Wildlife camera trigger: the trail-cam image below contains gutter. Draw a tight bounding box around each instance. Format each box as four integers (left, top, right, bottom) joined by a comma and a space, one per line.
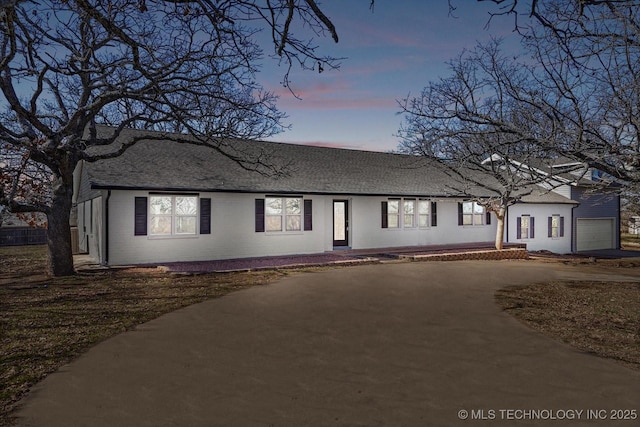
89, 183, 488, 200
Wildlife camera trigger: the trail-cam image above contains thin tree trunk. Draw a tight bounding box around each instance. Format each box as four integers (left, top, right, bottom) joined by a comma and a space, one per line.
46, 179, 75, 276
494, 207, 506, 250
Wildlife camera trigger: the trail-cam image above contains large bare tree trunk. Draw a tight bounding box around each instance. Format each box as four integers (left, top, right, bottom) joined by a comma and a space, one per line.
494, 207, 506, 250
46, 177, 75, 276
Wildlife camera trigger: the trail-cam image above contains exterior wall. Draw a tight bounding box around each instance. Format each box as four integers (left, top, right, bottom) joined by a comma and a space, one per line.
107, 191, 328, 265
570, 186, 620, 251
548, 183, 572, 200
76, 201, 87, 253
350, 197, 496, 249
74, 161, 102, 203
104, 191, 499, 266
77, 196, 104, 262
506, 203, 574, 253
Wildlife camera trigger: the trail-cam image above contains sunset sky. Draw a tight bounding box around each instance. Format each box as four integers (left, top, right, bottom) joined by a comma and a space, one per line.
260, 1, 525, 152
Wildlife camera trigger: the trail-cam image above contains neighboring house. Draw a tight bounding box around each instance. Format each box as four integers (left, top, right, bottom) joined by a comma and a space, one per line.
629, 216, 640, 235
504, 159, 620, 252
72, 128, 617, 265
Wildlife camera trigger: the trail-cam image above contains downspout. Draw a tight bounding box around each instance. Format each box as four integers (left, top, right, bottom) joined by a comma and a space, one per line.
571, 204, 577, 253
505, 205, 509, 244
104, 190, 111, 265
617, 193, 621, 249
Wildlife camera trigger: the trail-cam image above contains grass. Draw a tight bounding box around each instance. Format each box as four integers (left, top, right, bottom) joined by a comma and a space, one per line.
0, 246, 290, 426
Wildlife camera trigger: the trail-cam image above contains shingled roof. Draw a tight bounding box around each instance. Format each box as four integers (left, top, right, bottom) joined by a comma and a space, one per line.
81, 127, 576, 203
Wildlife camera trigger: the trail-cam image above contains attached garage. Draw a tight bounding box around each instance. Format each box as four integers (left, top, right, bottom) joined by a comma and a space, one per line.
576, 218, 616, 251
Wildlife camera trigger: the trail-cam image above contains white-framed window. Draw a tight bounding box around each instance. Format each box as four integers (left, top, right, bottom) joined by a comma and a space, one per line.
517, 215, 535, 239
548, 215, 564, 238
520, 215, 531, 239
418, 200, 430, 227
265, 197, 302, 232
403, 199, 416, 228
461, 201, 485, 226
387, 199, 400, 228
550, 215, 560, 238
384, 198, 433, 229
149, 195, 198, 236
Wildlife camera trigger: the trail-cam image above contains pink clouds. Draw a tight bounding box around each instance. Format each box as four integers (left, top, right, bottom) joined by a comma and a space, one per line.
258, 1, 523, 153
270, 77, 394, 111
276, 89, 393, 111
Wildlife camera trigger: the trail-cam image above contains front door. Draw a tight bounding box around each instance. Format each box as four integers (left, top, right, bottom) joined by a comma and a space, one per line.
333, 200, 349, 247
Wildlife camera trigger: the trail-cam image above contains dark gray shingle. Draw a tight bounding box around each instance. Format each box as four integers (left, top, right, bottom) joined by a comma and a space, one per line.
83, 128, 576, 203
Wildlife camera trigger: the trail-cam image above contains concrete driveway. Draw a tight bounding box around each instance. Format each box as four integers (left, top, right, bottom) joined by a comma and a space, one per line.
16, 261, 640, 426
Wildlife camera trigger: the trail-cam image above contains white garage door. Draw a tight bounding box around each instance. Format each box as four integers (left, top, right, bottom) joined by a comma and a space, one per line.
576, 218, 615, 251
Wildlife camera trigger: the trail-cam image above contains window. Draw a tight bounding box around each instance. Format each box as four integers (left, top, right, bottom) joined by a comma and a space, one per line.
149, 195, 198, 236
387, 199, 400, 228
548, 215, 564, 238
517, 215, 535, 239
459, 202, 486, 226
403, 199, 416, 228
519, 215, 531, 239
256, 198, 312, 233
418, 200, 430, 227
265, 197, 302, 232
382, 198, 435, 228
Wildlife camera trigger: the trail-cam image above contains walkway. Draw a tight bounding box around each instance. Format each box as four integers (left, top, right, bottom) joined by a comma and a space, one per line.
76, 242, 527, 273
16, 261, 640, 426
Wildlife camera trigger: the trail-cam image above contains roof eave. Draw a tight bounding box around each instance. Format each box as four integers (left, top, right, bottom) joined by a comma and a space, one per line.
90, 183, 479, 198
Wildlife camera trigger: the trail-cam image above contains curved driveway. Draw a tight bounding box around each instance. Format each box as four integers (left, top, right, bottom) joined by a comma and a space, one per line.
17, 261, 640, 426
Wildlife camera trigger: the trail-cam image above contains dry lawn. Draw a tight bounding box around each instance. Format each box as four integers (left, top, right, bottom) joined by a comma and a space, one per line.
0, 246, 289, 426
496, 255, 640, 372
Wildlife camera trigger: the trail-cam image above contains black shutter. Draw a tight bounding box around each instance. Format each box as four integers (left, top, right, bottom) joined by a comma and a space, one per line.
530, 217, 535, 239
560, 216, 565, 237
458, 203, 464, 226
134, 197, 147, 236
486, 211, 491, 225
200, 198, 211, 234
381, 201, 388, 229
516, 217, 522, 239
548, 217, 553, 238
431, 201, 437, 227
304, 199, 313, 231
255, 199, 265, 232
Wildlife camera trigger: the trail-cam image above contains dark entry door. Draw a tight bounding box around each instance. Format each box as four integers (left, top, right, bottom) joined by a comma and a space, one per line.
333, 200, 349, 247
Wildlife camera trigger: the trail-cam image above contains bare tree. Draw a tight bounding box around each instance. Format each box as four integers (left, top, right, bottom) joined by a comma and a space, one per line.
402, 1, 640, 248
520, 0, 640, 186
398, 40, 580, 250
0, 0, 340, 276
456, 0, 640, 186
